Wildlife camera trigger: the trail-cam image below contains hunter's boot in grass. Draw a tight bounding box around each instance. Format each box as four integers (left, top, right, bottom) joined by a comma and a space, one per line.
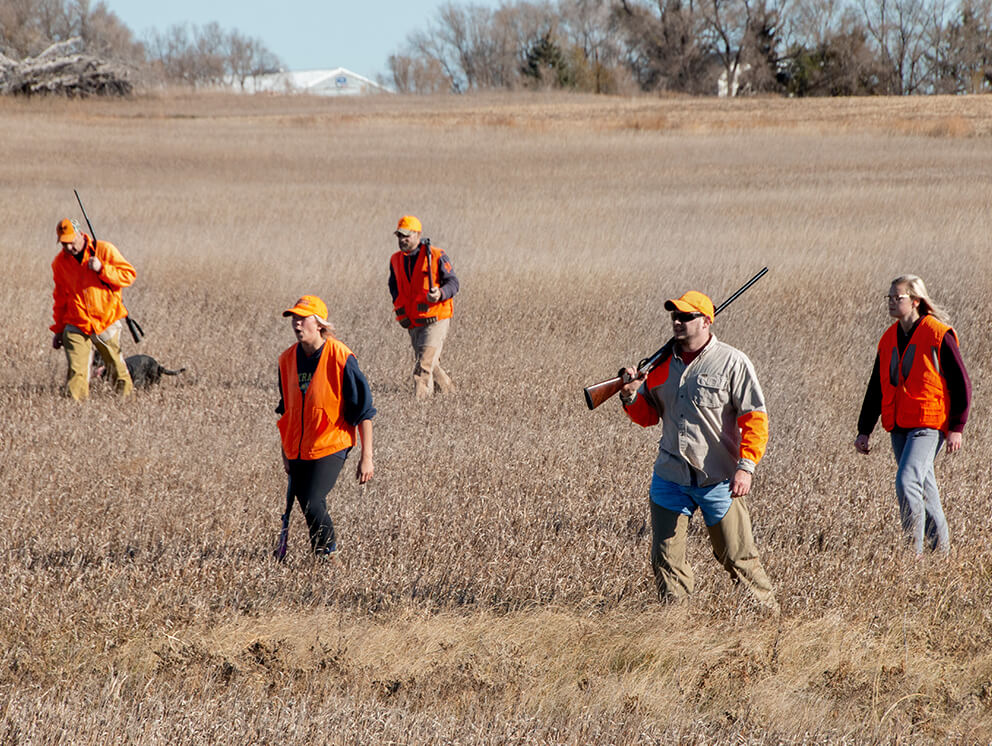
433, 363, 455, 393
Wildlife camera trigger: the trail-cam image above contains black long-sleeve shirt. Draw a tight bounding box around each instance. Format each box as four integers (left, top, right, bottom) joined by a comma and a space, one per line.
858, 318, 971, 435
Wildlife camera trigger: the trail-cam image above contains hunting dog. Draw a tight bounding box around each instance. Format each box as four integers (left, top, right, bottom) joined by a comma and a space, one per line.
94, 353, 186, 388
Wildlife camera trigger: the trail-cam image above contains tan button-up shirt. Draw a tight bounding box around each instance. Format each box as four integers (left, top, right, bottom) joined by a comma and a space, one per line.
623, 334, 768, 487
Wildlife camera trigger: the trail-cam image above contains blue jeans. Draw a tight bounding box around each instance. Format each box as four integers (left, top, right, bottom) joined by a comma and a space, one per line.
890, 428, 948, 553
650, 472, 733, 527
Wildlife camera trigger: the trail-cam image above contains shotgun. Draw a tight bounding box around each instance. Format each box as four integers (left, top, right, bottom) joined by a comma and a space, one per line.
73, 189, 144, 344
583, 267, 769, 410
423, 238, 436, 303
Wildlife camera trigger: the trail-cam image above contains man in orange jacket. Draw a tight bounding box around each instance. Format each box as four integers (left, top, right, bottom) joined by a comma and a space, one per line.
388, 215, 460, 399
51, 218, 135, 400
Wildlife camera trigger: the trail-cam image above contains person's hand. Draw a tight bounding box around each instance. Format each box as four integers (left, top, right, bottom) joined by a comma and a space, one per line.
620, 367, 645, 400
356, 453, 374, 484
854, 434, 870, 454
52, 333, 62, 350
946, 431, 963, 454
426, 287, 442, 303
730, 469, 752, 497
87, 256, 102, 273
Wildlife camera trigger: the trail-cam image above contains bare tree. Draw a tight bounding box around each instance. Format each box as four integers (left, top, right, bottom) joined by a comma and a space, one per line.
145, 20, 281, 88
146, 24, 197, 85
81, 1, 144, 63
929, 0, 992, 91
699, 0, 780, 94
0, 0, 48, 57
1, 0, 140, 61
388, 52, 451, 93
559, 0, 631, 91
614, 0, 712, 92
858, 0, 932, 91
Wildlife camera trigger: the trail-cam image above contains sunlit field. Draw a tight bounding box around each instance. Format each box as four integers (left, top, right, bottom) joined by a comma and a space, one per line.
1, 91, 991, 743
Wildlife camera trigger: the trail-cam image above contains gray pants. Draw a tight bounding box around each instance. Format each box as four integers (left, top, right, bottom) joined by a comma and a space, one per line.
890, 427, 948, 553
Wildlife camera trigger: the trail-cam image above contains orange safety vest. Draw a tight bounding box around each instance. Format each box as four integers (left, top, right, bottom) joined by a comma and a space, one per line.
878, 315, 955, 432
390, 242, 454, 328
277, 339, 357, 460
50, 235, 134, 336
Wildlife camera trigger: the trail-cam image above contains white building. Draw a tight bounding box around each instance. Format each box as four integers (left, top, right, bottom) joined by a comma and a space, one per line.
244, 68, 392, 96
717, 63, 750, 97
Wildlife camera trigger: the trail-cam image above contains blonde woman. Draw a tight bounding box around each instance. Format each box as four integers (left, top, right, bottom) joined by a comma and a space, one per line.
855, 275, 971, 554
276, 295, 374, 557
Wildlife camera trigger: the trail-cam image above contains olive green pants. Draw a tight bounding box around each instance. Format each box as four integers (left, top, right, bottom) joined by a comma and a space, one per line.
407, 318, 453, 399
62, 321, 133, 401
650, 497, 778, 611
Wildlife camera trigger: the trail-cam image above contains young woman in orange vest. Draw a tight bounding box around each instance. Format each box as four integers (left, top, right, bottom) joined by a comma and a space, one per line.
276, 295, 375, 556
855, 275, 971, 554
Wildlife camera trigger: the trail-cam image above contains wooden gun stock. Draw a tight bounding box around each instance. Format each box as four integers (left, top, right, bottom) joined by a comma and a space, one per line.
583, 376, 625, 410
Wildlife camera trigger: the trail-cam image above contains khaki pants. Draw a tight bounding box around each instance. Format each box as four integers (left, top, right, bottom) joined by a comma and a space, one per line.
407, 318, 453, 399
650, 497, 777, 611
63, 321, 133, 401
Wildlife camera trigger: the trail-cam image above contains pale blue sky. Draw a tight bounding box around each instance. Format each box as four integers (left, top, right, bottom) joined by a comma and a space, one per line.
104, 0, 497, 81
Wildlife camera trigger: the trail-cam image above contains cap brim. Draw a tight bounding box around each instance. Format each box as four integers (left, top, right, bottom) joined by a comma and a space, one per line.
395, 229, 413, 237
664, 299, 693, 313
665, 298, 713, 320
283, 307, 331, 327
58, 232, 75, 243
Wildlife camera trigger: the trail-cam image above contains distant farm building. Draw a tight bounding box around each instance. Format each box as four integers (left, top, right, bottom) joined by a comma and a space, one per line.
717, 64, 751, 97
243, 68, 391, 96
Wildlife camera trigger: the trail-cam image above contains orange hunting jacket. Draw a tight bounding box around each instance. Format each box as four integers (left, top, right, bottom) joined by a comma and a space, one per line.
390, 244, 454, 328
879, 315, 955, 432
50, 235, 135, 336
277, 339, 357, 460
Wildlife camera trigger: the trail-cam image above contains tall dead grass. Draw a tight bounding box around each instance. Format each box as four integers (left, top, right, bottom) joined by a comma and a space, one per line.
1, 91, 991, 743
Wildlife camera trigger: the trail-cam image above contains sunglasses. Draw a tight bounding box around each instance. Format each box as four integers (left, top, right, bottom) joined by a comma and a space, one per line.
671, 311, 704, 323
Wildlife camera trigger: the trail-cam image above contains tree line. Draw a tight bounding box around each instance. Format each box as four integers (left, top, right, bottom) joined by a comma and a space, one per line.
387, 0, 992, 95
0, 0, 281, 89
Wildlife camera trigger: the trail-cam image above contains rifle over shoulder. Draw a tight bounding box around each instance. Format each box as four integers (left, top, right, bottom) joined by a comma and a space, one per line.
581, 267, 768, 411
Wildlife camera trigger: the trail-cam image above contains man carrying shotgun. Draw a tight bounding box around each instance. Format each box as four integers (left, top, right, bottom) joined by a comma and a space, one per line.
50, 218, 135, 400
388, 215, 459, 399
618, 290, 777, 611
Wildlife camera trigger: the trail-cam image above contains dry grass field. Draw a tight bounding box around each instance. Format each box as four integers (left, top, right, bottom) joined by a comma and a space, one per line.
1, 90, 991, 744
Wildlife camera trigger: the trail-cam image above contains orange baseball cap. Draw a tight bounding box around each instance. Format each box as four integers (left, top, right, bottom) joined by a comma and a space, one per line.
394, 215, 422, 236
57, 218, 77, 243
665, 291, 715, 321
283, 295, 330, 325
